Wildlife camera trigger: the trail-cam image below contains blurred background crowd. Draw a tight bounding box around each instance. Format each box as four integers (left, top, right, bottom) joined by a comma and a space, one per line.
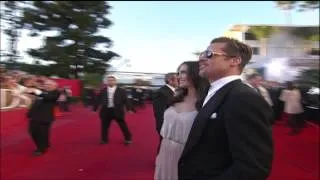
1, 61, 319, 127
0, 64, 72, 111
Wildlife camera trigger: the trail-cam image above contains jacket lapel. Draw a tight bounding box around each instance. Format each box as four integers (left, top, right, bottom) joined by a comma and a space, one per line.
113, 87, 119, 103
195, 86, 210, 110
164, 85, 174, 96
102, 88, 108, 106
181, 79, 242, 158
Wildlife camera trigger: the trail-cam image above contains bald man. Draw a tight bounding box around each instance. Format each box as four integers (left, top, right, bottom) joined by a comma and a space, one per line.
26, 79, 60, 156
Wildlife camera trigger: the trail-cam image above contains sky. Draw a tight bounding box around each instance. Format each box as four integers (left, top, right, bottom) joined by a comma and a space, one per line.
0, 1, 319, 73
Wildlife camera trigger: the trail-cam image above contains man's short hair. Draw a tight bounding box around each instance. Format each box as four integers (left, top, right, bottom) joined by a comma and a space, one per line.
107, 75, 116, 80
21, 76, 33, 83
247, 72, 261, 80
211, 37, 253, 71
165, 73, 176, 84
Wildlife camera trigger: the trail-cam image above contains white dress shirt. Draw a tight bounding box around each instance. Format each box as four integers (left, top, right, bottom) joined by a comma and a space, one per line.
34, 88, 43, 95
166, 84, 176, 94
202, 75, 241, 106
107, 86, 117, 108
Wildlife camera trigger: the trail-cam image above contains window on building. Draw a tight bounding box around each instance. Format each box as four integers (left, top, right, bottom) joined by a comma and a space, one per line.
244, 32, 258, 40
252, 47, 260, 55
308, 48, 320, 56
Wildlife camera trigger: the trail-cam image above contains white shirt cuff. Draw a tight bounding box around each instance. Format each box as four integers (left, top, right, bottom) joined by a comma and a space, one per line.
34, 89, 43, 95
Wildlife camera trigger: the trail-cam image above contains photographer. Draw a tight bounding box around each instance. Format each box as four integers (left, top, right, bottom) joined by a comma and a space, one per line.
26, 79, 60, 156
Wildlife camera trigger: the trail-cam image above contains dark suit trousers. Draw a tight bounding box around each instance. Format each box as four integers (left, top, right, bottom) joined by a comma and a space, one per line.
288, 113, 305, 132
29, 121, 52, 151
58, 101, 69, 112
100, 108, 132, 141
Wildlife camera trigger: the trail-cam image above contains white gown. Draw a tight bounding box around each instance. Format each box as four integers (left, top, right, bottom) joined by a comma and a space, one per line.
154, 106, 198, 180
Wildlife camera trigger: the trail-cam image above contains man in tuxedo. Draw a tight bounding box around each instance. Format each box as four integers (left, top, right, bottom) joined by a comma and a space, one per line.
26, 79, 60, 156
178, 37, 274, 180
152, 73, 178, 153
246, 73, 273, 106
246, 73, 275, 124
83, 86, 95, 108
93, 76, 133, 145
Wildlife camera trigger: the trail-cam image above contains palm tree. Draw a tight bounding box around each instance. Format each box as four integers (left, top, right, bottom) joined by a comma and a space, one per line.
248, 26, 276, 57
275, 1, 296, 24
297, 69, 319, 87
275, 1, 319, 12
290, 27, 319, 53
192, 51, 203, 58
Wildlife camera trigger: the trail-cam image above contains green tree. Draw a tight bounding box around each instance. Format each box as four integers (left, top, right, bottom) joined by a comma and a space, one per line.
20, 1, 119, 79
193, 51, 202, 56
192, 51, 203, 59
297, 69, 319, 87
82, 73, 104, 87
248, 26, 276, 56
275, 1, 319, 11
290, 27, 319, 53
0, 1, 26, 68
291, 27, 320, 41
0, 61, 53, 76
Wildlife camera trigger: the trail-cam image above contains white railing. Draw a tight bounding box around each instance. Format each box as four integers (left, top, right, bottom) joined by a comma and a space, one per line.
0, 89, 31, 110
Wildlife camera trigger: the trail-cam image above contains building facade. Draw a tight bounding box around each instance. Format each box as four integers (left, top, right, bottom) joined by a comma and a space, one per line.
223, 24, 319, 62
224, 24, 319, 82
104, 71, 166, 88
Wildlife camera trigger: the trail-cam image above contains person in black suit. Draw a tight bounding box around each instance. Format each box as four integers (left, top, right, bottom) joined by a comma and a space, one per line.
26, 79, 60, 156
152, 72, 178, 153
266, 82, 283, 122
178, 37, 274, 180
83, 86, 95, 108
93, 76, 134, 145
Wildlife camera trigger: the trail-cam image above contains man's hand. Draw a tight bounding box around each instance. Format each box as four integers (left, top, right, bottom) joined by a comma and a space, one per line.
128, 110, 134, 114
25, 88, 35, 94
26, 88, 43, 95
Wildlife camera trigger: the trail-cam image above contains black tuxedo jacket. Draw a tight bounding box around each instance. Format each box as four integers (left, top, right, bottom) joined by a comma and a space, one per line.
178, 80, 274, 180
27, 89, 60, 124
93, 87, 132, 119
152, 85, 175, 134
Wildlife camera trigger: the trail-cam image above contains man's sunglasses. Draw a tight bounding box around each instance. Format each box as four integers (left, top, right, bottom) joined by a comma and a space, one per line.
200, 50, 234, 59
199, 49, 235, 60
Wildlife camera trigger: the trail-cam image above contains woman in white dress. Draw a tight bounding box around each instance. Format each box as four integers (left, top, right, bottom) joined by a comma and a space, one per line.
154, 61, 209, 180
279, 81, 304, 135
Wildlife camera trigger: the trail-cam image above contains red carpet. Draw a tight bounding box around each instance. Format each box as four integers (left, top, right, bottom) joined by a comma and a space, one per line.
1, 104, 319, 180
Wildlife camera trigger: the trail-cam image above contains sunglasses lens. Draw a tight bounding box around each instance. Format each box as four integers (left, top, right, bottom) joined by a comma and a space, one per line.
206, 50, 212, 58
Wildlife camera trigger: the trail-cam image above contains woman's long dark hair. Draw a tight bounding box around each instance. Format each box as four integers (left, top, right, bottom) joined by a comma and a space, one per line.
170, 61, 209, 110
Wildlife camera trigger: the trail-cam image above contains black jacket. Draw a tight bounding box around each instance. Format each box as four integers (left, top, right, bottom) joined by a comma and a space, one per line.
27, 89, 60, 124
178, 80, 274, 180
93, 87, 132, 119
152, 85, 175, 133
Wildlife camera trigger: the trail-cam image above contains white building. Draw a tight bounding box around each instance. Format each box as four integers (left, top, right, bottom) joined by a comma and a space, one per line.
104, 71, 166, 87
224, 24, 319, 82
224, 24, 319, 61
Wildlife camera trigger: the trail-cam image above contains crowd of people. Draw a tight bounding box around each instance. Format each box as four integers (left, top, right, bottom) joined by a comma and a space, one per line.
0, 65, 71, 111
1, 36, 319, 180
151, 37, 318, 180
82, 84, 152, 112
0, 65, 74, 155
1, 66, 34, 109
151, 37, 273, 179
